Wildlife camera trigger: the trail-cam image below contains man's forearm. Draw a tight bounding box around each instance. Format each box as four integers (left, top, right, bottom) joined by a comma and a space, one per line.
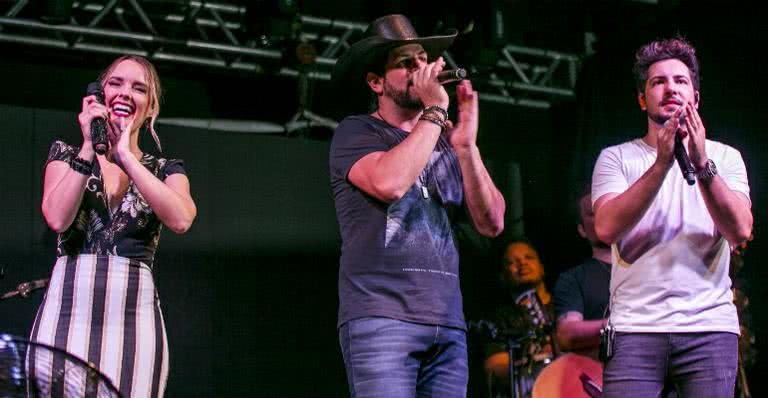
698, 176, 752, 245
349, 121, 442, 203
556, 319, 606, 352
595, 162, 668, 243
455, 145, 505, 237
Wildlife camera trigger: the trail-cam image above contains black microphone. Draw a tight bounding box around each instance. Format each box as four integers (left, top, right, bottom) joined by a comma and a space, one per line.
86, 82, 108, 155
437, 68, 467, 84
674, 132, 696, 185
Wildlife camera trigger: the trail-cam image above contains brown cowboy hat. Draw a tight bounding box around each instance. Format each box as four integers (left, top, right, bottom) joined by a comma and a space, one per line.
331, 14, 457, 96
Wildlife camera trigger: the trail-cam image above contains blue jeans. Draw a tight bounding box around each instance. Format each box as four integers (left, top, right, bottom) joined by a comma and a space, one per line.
339, 317, 468, 398
603, 332, 737, 398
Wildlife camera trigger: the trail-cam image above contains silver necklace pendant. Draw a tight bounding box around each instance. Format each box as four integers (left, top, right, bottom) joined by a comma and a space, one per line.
419, 173, 430, 200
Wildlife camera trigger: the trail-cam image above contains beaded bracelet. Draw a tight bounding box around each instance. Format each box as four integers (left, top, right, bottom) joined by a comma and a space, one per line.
69, 157, 94, 175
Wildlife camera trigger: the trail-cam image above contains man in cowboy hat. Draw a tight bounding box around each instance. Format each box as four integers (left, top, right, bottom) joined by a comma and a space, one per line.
329, 14, 506, 397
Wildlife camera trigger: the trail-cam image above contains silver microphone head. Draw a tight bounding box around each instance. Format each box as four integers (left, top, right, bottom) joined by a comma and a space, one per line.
437, 68, 468, 84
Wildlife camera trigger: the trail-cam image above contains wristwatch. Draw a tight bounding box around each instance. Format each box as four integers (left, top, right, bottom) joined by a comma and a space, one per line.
697, 159, 718, 183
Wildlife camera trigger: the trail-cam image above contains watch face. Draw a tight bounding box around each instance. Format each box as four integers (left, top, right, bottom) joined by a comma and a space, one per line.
707, 160, 717, 174
699, 160, 717, 181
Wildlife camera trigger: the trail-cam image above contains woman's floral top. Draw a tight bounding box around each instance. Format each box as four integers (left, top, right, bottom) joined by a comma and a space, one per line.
46, 140, 187, 266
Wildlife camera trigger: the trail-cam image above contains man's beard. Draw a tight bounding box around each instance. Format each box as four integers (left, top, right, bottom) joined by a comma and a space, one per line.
649, 110, 671, 126
383, 79, 423, 111
649, 101, 684, 125
593, 241, 611, 250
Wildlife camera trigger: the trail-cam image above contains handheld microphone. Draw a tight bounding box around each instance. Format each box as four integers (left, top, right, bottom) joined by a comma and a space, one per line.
674, 132, 696, 186
86, 82, 108, 155
437, 68, 467, 84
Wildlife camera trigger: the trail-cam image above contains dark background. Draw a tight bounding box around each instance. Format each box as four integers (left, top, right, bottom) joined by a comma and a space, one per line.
1, 0, 766, 396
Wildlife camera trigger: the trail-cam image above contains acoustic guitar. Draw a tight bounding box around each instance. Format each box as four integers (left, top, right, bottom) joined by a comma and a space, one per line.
531, 353, 603, 398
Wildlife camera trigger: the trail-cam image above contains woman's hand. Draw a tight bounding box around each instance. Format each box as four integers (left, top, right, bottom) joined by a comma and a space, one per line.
106, 117, 134, 169
77, 95, 108, 151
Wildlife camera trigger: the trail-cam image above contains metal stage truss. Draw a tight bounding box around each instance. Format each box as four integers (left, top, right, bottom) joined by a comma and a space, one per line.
0, 0, 584, 111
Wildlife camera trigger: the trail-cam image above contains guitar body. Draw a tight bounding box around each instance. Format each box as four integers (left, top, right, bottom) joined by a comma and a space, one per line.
532, 353, 604, 398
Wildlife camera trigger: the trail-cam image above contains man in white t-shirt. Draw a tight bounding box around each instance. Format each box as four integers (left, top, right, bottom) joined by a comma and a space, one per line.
592, 37, 752, 398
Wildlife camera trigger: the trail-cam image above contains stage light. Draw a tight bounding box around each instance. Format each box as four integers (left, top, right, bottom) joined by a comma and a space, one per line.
245, 0, 301, 47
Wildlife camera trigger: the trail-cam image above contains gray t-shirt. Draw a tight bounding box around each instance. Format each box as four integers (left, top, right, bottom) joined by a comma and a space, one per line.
330, 114, 466, 330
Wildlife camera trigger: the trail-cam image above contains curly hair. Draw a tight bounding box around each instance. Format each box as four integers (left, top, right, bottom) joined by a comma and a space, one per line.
633, 36, 700, 93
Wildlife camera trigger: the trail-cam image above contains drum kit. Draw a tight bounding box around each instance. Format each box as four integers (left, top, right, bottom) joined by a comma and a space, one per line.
473, 288, 604, 398
0, 266, 122, 397
0, 334, 122, 397
510, 289, 557, 398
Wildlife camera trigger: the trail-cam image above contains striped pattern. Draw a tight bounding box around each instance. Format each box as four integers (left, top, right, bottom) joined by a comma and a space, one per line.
28, 255, 169, 397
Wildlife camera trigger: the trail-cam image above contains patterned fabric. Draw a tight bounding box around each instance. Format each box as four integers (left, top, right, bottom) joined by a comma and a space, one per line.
28, 140, 187, 397
29, 255, 169, 398
46, 140, 186, 265
329, 115, 466, 330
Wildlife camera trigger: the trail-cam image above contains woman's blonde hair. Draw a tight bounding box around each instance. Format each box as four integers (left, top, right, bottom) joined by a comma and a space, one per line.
98, 55, 164, 152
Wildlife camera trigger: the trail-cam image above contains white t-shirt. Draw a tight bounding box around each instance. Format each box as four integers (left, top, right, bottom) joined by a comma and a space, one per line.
592, 138, 749, 334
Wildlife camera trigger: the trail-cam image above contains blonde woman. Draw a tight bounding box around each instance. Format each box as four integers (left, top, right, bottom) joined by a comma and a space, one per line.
29, 55, 196, 397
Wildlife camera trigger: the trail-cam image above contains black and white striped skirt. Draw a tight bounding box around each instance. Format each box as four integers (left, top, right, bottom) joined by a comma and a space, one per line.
28, 255, 169, 397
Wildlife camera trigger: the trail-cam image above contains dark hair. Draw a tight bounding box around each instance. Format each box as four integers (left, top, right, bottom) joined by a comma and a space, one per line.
576, 182, 592, 225
365, 50, 389, 77
565, 181, 592, 226
633, 36, 700, 93
365, 51, 390, 112
497, 237, 538, 266
497, 237, 544, 290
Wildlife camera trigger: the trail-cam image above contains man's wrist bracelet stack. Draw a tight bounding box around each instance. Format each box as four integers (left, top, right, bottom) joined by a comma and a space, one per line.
423, 105, 448, 121
419, 114, 447, 131
69, 157, 94, 175
419, 105, 448, 132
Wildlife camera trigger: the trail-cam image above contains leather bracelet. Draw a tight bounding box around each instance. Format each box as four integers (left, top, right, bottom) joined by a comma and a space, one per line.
69, 156, 94, 175
419, 114, 447, 132
422, 105, 448, 121
422, 109, 447, 125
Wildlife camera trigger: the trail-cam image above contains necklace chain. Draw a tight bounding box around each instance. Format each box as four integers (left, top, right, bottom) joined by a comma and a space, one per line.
376, 110, 391, 127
